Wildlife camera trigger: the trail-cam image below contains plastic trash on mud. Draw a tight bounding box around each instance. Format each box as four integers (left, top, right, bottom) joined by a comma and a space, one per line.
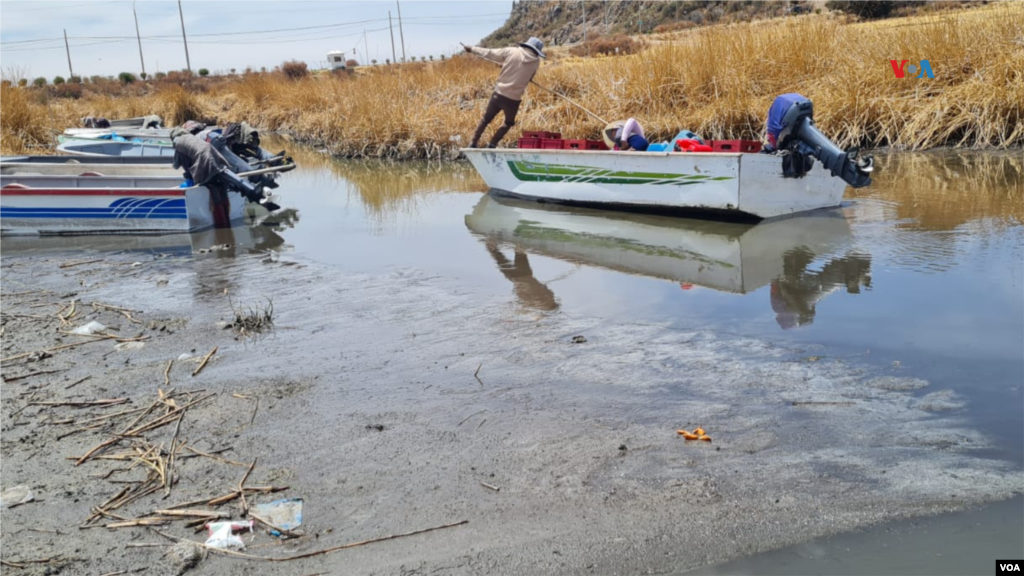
204, 520, 253, 549
251, 498, 303, 537
70, 321, 106, 335
0, 485, 34, 507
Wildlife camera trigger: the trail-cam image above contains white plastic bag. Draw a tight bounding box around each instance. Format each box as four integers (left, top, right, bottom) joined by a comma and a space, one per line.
0, 485, 34, 508
204, 520, 253, 550
71, 321, 106, 335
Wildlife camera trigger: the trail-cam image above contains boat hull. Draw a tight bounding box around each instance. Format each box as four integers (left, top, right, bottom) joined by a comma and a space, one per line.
1, 174, 246, 235
56, 140, 176, 157
461, 149, 848, 220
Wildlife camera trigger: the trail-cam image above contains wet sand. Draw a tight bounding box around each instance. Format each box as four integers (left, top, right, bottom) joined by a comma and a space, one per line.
1, 247, 1022, 576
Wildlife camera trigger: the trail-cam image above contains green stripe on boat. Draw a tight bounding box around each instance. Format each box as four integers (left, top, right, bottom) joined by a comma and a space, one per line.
507, 161, 734, 186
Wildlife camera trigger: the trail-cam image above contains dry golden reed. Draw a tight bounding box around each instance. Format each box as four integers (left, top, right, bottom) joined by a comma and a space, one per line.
2, 5, 1021, 158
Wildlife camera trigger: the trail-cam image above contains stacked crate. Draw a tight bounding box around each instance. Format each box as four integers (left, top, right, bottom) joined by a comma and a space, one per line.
518, 131, 608, 151
709, 140, 762, 153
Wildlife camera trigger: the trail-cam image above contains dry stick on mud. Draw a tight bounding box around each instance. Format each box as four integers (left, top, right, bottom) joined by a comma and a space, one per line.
164, 359, 173, 386
75, 393, 215, 465
237, 458, 257, 515
0, 338, 108, 364
192, 347, 218, 377
182, 445, 247, 467
153, 520, 470, 561
92, 302, 143, 324
231, 393, 259, 425
30, 398, 128, 408
458, 409, 486, 427
4, 368, 67, 383
65, 375, 92, 390
474, 363, 484, 386
59, 258, 104, 269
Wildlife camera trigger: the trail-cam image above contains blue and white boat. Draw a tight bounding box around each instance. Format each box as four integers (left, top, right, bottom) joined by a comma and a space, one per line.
0, 173, 249, 235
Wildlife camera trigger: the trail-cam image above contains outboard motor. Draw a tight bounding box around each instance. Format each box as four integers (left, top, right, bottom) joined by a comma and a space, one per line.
766, 93, 873, 188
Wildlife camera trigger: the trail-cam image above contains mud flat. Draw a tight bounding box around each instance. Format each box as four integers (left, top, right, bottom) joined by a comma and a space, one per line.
1, 248, 1021, 575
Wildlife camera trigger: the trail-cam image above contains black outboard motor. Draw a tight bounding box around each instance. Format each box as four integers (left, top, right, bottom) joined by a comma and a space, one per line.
766, 93, 873, 188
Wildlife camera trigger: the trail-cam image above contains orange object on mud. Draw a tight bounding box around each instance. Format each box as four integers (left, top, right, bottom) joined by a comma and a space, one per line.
677, 430, 699, 440
693, 427, 705, 436
698, 434, 712, 442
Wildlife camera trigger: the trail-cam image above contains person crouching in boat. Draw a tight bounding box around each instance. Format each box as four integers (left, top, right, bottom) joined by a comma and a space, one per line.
170, 127, 263, 205
604, 118, 649, 152
464, 37, 545, 148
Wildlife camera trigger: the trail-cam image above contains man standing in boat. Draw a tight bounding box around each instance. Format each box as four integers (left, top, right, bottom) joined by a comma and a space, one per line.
463, 37, 545, 149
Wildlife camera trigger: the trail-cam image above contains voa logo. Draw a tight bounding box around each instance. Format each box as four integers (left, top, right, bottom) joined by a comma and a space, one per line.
889, 59, 935, 79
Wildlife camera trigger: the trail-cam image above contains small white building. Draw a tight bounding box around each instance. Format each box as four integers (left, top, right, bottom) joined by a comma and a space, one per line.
326, 50, 346, 70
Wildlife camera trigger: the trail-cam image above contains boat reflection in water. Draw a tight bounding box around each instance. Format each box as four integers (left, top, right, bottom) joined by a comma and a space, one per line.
0, 209, 298, 260
465, 195, 871, 327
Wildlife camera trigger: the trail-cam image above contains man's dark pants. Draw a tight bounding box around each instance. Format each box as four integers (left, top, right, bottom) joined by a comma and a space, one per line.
472, 92, 521, 148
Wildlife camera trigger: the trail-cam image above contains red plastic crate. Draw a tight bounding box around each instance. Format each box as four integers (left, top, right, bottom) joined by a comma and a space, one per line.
711, 139, 762, 153
523, 130, 561, 140
540, 139, 564, 150
517, 137, 542, 149
563, 139, 608, 151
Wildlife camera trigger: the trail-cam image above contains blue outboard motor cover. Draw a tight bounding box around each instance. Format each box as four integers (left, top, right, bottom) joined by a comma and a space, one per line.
767, 93, 810, 144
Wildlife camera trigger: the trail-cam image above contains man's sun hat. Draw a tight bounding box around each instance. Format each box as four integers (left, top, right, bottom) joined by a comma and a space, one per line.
519, 37, 546, 58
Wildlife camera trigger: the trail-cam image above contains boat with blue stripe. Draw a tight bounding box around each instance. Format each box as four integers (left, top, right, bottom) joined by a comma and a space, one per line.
1, 173, 249, 236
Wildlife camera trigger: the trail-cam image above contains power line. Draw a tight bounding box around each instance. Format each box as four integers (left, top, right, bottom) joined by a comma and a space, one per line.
1, 13, 510, 45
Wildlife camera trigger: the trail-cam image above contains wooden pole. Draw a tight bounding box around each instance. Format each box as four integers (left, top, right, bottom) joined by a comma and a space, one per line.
133, 1, 146, 77
63, 29, 74, 80
396, 0, 406, 62
582, 0, 587, 44
388, 11, 397, 64
177, 0, 192, 73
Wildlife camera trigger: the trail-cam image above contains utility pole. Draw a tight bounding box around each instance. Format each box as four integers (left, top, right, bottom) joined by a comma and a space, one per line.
177, 0, 191, 73
396, 0, 406, 63
133, 0, 146, 77
388, 10, 397, 64
63, 29, 74, 79
582, 0, 587, 44
364, 30, 369, 65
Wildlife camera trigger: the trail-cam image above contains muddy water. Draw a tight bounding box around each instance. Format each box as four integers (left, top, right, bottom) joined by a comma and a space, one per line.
2, 149, 1021, 572
258, 148, 1024, 573
275, 149, 1024, 452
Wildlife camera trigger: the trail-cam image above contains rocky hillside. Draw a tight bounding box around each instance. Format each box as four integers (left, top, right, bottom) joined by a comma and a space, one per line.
481, 0, 818, 46
480, 0, 987, 47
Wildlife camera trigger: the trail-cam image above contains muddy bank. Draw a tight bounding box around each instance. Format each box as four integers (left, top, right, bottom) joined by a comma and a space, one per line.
1, 248, 1021, 575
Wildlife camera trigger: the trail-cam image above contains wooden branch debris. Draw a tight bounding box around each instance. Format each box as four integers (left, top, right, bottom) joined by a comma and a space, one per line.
2, 337, 118, 364
3, 368, 67, 383
152, 519, 469, 561
151, 509, 229, 519
232, 393, 259, 425
238, 458, 257, 515
92, 302, 143, 324
59, 258, 104, 269
65, 375, 91, 390
192, 347, 218, 377
30, 398, 128, 408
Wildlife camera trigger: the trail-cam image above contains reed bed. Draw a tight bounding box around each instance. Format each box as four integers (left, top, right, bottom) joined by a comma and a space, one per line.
2, 5, 1021, 158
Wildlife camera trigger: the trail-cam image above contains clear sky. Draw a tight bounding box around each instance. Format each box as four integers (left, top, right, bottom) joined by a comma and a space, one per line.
0, 0, 514, 80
